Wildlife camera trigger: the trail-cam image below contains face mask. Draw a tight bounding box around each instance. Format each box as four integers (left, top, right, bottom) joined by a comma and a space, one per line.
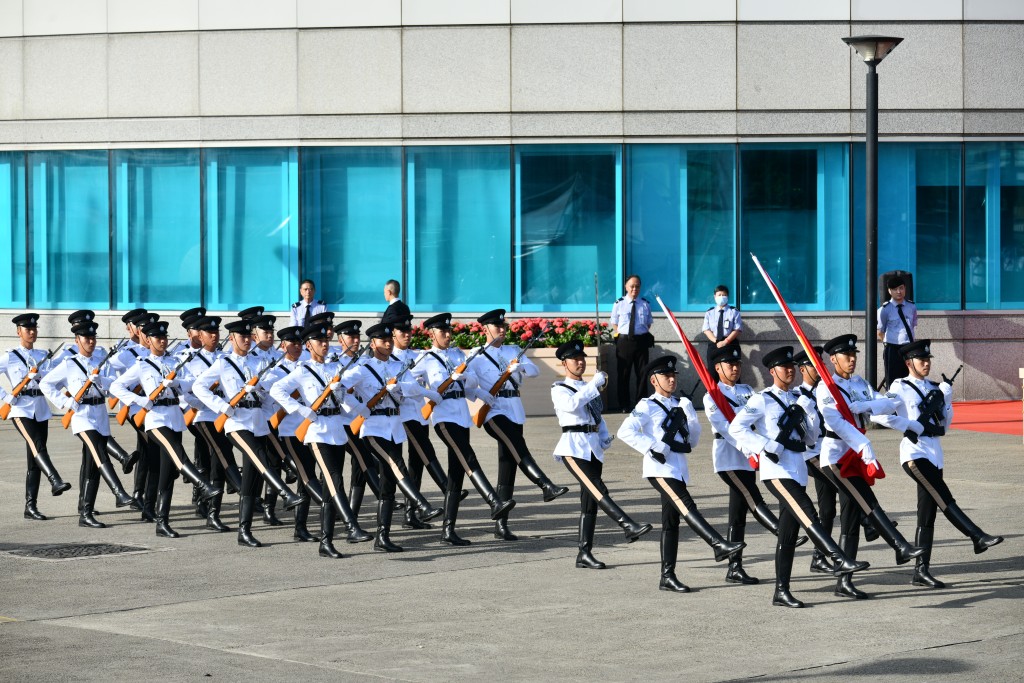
715, 295, 728, 307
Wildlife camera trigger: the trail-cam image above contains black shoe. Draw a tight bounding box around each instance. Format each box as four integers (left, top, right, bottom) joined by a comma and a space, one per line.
79, 512, 106, 529
835, 573, 869, 599
912, 565, 945, 589
494, 518, 519, 542
24, 502, 47, 521
809, 551, 833, 574
319, 540, 343, 558
237, 496, 262, 547
659, 574, 690, 592
404, 507, 433, 530
263, 498, 283, 526
576, 550, 606, 569
373, 500, 403, 552
206, 494, 231, 532
725, 562, 758, 585
943, 502, 1003, 554
911, 526, 945, 588
542, 483, 569, 502
155, 519, 179, 538
772, 588, 804, 608
441, 526, 471, 546
123, 450, 139, 475
294, 526, 317, 542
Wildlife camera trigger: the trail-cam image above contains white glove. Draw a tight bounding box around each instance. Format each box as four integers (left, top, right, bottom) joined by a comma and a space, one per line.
600, 435, 615, 450
424, 389, 443, 404
328, 381, 341, 392
907, 420, 925, 436
298, 406, 317, 422
860, 443, 878, 465
140, 399, 154, 411
450, 371, 463, 381
354, 402, 371, 418
591, 371, 608, 389
243, 384, 257, 394
161, 378, 174, 388
223, 406, 235, 418
67, 400, 81, 412
764, 440, 785, 456
1, 395, 11, 406
846, 400, 869, 414
26, 370, 38, 380
477, 392, 495, 406
386, 383, 402, 395
652, 441, 671, 455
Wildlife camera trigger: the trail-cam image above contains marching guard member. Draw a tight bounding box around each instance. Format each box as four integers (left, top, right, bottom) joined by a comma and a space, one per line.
170, 307, 205, 357
410, 313, 515, 546
342, 322, 443, 552
40, 319, 137, 526
889, 340, 1003, 587
176, 309, 213, 519
553, 341, 651, 570
1, 313, 72, 519
249, 314, 288, 523
193, 318, 303, 548
110, 320, 219, 538
704, 343, 805, 587
730, 346, 870, 607
816, 334, 924, 599
271, 322, 373, 558
474, 309, 569, 541
620, 355, 737, 591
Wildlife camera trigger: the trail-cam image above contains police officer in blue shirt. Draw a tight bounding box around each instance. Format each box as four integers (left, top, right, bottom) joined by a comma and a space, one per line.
609, 274, 654, 410
702, 284, 742, 380
877, 274, 917, 388
290, 279, 328, 327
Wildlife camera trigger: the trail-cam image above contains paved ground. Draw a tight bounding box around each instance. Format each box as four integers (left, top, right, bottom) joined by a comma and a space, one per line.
0, 414, 1021, 682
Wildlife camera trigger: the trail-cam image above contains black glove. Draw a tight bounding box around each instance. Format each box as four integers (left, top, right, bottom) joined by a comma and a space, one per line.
650, 449, 666, 464
941, 373, 955, 385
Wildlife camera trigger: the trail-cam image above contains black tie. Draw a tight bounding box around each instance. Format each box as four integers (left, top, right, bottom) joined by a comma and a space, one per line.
303, 305, 311, 327
896, 304, 913, 342
628, 300, 636, 339
717, 309, 725, 341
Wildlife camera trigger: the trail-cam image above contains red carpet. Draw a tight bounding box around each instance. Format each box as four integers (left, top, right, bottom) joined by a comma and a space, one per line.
950, 400, 1022, 437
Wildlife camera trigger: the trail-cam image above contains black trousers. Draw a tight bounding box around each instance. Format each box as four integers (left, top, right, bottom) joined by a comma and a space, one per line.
616, 336, 651, 409
902, 458, 954, 527
76, 430, 107, 502
308, 442, 345, 502
364, 436, 409, 502
227, 431, 272, 497
561, 456, 608, 517
434, 422, 482, 496
282, 436, 318, 494
764, 477, 821, 545
482, 414, 538, 491
883, 342, 910, 389
404, 420, 441, 492
193, 420, 237, 490
146, 427, 186, 493
264, 428, 289, 498
11, 416, 47, 475
824, 463, 879, 538
806, 456, 838, 531
187, 423, 211, 476
647, 475, 698, 533
346, 425, 377, 494
717, 469, 767, 528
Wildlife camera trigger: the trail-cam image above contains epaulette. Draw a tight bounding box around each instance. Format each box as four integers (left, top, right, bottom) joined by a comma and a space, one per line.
881, 301, 891, 307
706, 306, 714, 311
316, 299, 325, 305
615, 296, 624, 302
906, 299, 915, 304
292, 301, 300, 308
641, 297, 649, 303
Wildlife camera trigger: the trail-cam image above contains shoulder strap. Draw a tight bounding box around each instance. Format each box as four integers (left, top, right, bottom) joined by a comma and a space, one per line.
70, 357, 90, 377
900, 378, 927, 402
11, 349, 29, 368
763, 390, 788, 410
554, 382, 576, 393
223, 357, 248, 383
128, 347, 139, 358
649, 398, 671, 416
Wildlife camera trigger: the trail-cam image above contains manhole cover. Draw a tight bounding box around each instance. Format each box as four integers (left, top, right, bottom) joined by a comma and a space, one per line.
2, 543, 168, 562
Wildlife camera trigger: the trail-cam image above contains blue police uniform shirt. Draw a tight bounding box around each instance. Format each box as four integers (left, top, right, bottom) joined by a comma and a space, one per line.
701, 305, 742, 341
610, 296, 653, 336
290, 299, 327, 327
877, 299, 917, 344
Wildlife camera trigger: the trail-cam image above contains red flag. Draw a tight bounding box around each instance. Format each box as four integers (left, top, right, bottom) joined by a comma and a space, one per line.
749, 254, 884, 484
655, 296, 759, 470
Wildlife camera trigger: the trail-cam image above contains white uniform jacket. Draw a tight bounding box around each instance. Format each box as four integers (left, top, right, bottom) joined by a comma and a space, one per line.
177, 348, 224, 423
270, 359, 357, 446
409, 347, 485, 429
815, 374, 906, 466
889, 377, 953, 469
617, 393, 701, 483
797, 382, 824, 461
729, 386, 819, 485
109, 354, 188, 432
107, 341, 148, 374
342, 355, 432, 442
551, 377, 611, 462
192, 352, 275, 436
468, 344, 539, 425
393, 348, 429, 426
39, 353, 114, 435
0, 347, 58, 420
264, 357, 306, 438
703, 382, 756, 473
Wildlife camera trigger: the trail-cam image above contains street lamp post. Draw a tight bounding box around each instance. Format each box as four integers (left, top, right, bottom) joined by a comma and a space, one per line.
844, 35, 902, 389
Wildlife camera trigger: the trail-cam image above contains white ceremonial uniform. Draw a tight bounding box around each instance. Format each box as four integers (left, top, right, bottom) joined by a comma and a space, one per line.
797, 382, 824, 461
729, 385, 819, 485
39, 353, 114, 435
177, 347, 225, 424
109, 354, 189, 432
251, 346, 284, 363
290, 299, 327, 327
551, 377, 611, 463
341, 355, 431, 442
332, 353, 366, 427
57, 343, 109, 365
409, 347, 484, 429
617, 393, 701, 483
703, 382, 756, 472
815, 374, 906, 467
192, 353, 275, 436
889, 377, 953, 469
270, 358, 355, 446
0, 347, 57, 420
469, 345, 539, 424
393, 348, 429, 427
107, 341, 148, 374
264, 357, 306, 439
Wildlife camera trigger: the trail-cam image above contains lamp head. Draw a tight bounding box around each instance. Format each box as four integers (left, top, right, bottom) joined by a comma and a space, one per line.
843, 35, 903, 65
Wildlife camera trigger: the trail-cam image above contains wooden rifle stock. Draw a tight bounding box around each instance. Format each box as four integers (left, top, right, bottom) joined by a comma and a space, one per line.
347, 379, 394, 436
214, 376, 258, 433
269, 390, 299, 430
183, 381, 217, 427
62, 369, 100, 429
133, 370, 179, 428
115, 389, 140, 425
421, 365, 464, 420
295, 379, 341, 442
471, 364, 516, 428
0, 374, 33, 420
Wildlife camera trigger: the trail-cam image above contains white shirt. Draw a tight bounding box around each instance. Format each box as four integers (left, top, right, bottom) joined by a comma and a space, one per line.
729, 385, 819, 485
39, 353, 114, 435
109, 354, 189, 432
177, 347, 224, 423
270, 359, 356, 446
192, 352, 276, 436
889, 376, 953, 469
551, 377, 611, 462
341, 355, 430, 442
610, 296, 654, 336
264, 357, 306, 438
468, 345, 539, 425
701, 305, 743, 341
618, 393, 701, 483
290, 298, 327, 327
409, 346, 484, 429
703, 382, 756, 472
815, 374, 905, 466
797, 381, 824, 461
877, 299, 917, 344
0, 346, 57, 420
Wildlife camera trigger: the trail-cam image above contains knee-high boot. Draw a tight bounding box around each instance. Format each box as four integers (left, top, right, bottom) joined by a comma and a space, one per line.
520, 454, 570, 502
237, 496, 261, 547
79, 472, 106, 528
177, 459, 219, 502
659, 527, 688, 591
751, 502, 808, 547
348, 475, 366, 519
440, 487, 470, 546
724, 524, 757, 584
943, 502, 1004, 554
804, 523, 871, 575
319, 502, 342, 558
683, 511, 745, 562
426, 459, 467, 500
35, 451, 71, 496
834, 532, 869, 599
468, 469, 516, 521
373, 499, 402, 553
98, 461, 136, 508
329, 491, 372, 544
912, 526, 945, 588
576, 513, 605, 569
206, 493, 230, 532
597, 495, 653, 543
771, 541, 803, 608
868, 507, 924, 565
106, 438, 136, 474
259, 466, 303, 510
263, 482, 282, 526
394, 476, 442, 524
493, 484, 518, 541
292, 496, 315, 541
154, 490, 178, 538
24, 469, 46, 520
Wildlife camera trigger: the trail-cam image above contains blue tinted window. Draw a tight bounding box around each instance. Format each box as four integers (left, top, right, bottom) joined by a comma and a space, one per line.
301, 147, 402, 310
112, 149, 200, 309
28, 150, 110, 308
966, 142, 1024, 309
0, 152, 26, 308
408, 146, 511, 311
515, 145, 622, 312
740, 144, 849, 311
627, 145, 736, 311
203, 148, 298, 311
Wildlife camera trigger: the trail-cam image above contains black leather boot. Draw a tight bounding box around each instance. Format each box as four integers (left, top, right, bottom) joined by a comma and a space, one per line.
751, 502, 808, 546
943, 502, 1004, 554
440, 488, 471, 547
684, 511, 744, 562
403, 496, 433, 529
468, 469, 516, 521
576, 513, 605, 569
98, 461, 135, 508
319, 503, 342, 558
349, 476, 365, 518
861, 511, 880, 542
263, 488, 282, 526
35, 451, 71, 496
658, 528, 688, 591
328, 491, 372, 544
292, 496, 316, 541
106, 438, 135, 474
834, 534, 869, 599
912, 526, 945, 588
724, 525, 758, 584
520, 454, 569, 502
154, 491, 179, 538
809, 550, 834, 574
868, 507, 924, 565
804, 522, 870, 575
597, 495, 653, 543
24, 469, 47, 520
178, 459, 219, 502
394, 476, 442, 524
206, 493, 231, 532
373, 499, 403, 552
772, 541, 804, 608
262, 467, 303, 511
302, 476, 324, 507
493, 484, 518, 541
140, 493, 156, 523
224, 466, 242, 495
237, 496, 262, 547
426, 459, 467, 500
79, 473, 106, 528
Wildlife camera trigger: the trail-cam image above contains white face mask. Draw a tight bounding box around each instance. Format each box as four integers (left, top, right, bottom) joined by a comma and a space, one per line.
715, 295, 728, 307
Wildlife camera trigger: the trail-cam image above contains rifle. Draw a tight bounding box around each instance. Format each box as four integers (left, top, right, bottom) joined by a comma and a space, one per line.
656, 296, 760, 470
659, 407, 691, 454
133, 349, 198, 428
295, 346, 366, 441
751, 254, 883, 484
213, 354, 285, 433
348, 349, 430, 435
107, 338, 177, 412
420, 339, 499, 420
471, 326, 548, 428
61, 338, 126, 429
270, 350, 344, 431
182, 338, 231, 427
1, 343, 65, 420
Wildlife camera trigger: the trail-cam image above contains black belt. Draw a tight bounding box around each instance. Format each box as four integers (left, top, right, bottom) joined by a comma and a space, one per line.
236, 399, 262, 409
714, 433, 724, 439
153, 398, 179, 407
562, 424, 599, 433
823, 430, 839, 440
79, 397, 105, 406
371, 408, 398, 417
496, 390, 519, 398
442, 391, 465, 400
317, 408, 342, 417
19, 388, 42, 397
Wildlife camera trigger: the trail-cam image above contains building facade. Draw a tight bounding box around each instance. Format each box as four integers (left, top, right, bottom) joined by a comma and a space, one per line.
1, 0, 1022, 399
